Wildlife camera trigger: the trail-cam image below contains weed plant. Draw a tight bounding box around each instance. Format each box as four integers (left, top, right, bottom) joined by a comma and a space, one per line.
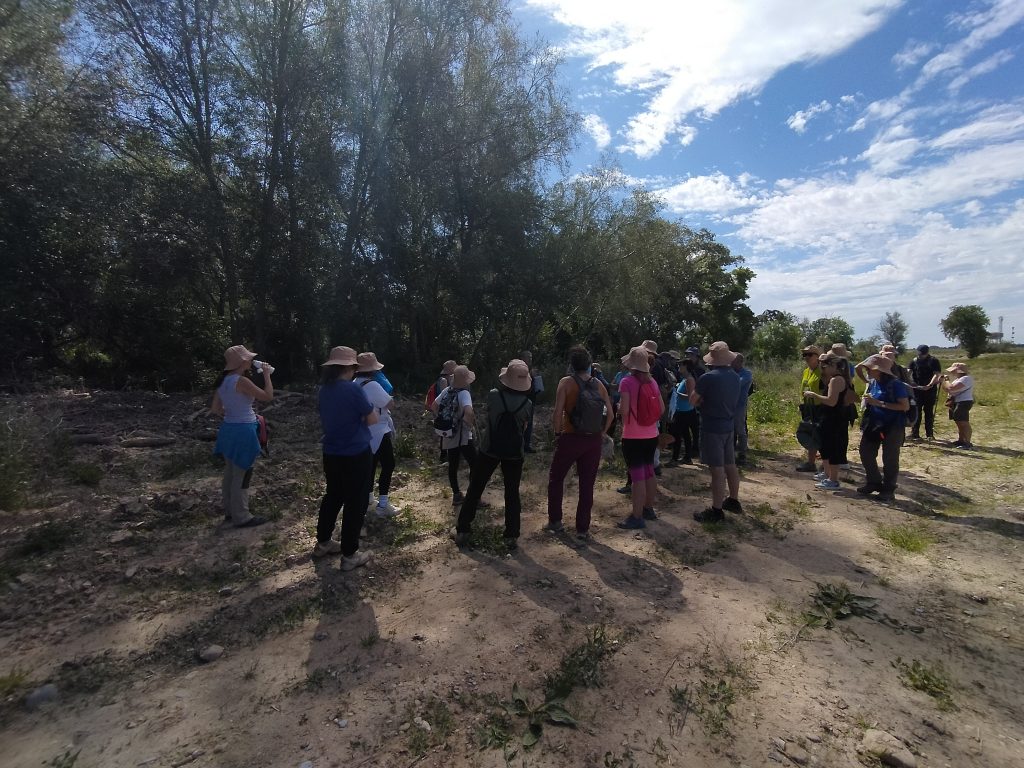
877, 523, 934, 553
895, 657, 956, 710
544, 625, 618, 698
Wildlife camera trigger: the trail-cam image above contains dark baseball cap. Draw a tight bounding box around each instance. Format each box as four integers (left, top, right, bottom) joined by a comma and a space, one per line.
916, 344, 929, 354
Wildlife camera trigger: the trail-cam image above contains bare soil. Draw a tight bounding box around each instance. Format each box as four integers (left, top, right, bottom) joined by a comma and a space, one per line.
1, 388, 1022, 768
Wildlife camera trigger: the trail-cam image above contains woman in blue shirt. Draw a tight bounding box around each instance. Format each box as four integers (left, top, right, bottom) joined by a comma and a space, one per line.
857, 355, 909, 501
315, 346, 379, 571
211, 345, 274, 528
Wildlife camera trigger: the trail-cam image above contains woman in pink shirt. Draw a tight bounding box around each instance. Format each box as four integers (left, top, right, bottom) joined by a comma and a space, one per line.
616, 346, 665, 530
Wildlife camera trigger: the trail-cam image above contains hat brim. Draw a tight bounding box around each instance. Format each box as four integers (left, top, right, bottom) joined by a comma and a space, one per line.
703, 351, 738, 366
499, 371, 531, 392
357, 362, 384, 373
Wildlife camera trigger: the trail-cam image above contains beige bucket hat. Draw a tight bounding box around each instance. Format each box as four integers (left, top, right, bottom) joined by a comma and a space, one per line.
452, 365, 476, 389
620, 346, 651, 373
224, 345, 257, 370
356, 352, 384, 373
322, 346, 358, 367
703, 341, 738, 366
498, 359, 531, 391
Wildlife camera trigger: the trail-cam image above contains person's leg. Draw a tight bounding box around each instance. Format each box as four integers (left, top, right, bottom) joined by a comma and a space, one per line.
500, 458, 524, 539
376, 433, 396, 497
574, 436, 602, 533
725, 463, 740, 499
858, 431, 883, 489
682, 411, 696, 461
669, 414, 682, 462
922, 393, 936, 438
448, 445, 462, 494
546, 435, 574, 525
643, 470, 658, 512
709, 465, 726, 508
456, 452, 498, 533
880, 428, 903, 492
629, 473, 646, 518
956, 419, 972, 444
339, 450, 373, 556
734, 407, 748, 461
317, 454, 344, 543
224, 461, 254, 525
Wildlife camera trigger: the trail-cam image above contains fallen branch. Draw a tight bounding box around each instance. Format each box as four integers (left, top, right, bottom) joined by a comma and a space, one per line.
120, 436, 176, 448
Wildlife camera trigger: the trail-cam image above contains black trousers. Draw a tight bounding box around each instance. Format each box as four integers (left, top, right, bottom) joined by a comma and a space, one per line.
318, 450, 372, 556
456, 452, 524, 539
370, 432, 396, 496
913, 389, 937, 437
447, 442, 477, 494
670, 410, 699, 460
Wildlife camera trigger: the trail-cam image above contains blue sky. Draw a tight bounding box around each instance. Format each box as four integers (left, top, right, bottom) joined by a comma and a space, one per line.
515, 0, 1024, 346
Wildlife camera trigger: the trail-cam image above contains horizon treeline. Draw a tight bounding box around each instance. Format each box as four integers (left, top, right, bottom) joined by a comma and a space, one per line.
2, 0, 763, 390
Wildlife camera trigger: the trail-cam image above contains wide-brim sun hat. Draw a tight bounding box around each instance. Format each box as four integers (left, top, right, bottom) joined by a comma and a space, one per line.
322, 345, 358, 367
862, 354, 894, 375
224, 344, 257, 370
946, 362, 969, 374
441, 359, 457, 375
881, 350, 897, 361
879, 343, 897, 354
498, 359, 531, 391
830, 343, 852, 359
801, 345, 822, 357
356, 351, 384, 373
620, 346, 651, 373
641, 339, 658, 354
703, 341, 738, 366
666, 349, 681, 360
453, 365, 476, 389
818, 351, 843, 366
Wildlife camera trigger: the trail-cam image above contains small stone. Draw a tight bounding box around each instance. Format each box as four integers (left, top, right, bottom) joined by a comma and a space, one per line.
773, 738, 787, 751
198, 645, 224, 663
300, 762, 314, 768
861, 729, 917, 768
784, 745, 809, 765
313, 632, 328, 641
218, 587, 234, 597
125, 565, 139, 578
337, 719, 348, 728
399, 722, 411, 732
110, 530, 133, 544
25, 684, 59, 711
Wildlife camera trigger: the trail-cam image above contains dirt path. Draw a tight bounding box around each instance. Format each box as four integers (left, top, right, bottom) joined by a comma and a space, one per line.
1, 389, 1022, 768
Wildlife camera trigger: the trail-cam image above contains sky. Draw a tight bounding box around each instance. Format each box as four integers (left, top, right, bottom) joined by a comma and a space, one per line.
515, 0, 1024, 346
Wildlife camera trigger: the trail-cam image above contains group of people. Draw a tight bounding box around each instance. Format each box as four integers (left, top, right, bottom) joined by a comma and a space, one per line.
797, 342, 976, 501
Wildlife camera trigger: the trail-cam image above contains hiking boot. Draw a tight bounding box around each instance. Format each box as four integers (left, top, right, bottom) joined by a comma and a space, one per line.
374, 501, 401, 517
693, 507, 724, 523
721, 497, 743, 513
616, 515, 645, 530
312, 539, 342, 558
575, 531, 592, 543
796, 462, 817, 472
235, 516, 268, 528
616, 484, 632, 495
816, 479, 841, 490
876, 488, 896, 502
856, 483, 883, 495
451, 492, 465, 506
340, 550, 372, 571
451, 529, 470, 547
642, 506, 658, 520
958, 442, 974, 450
543, 520, 565, 533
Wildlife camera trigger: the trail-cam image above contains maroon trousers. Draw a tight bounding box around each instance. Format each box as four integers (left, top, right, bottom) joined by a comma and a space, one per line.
546, 432, 602, 533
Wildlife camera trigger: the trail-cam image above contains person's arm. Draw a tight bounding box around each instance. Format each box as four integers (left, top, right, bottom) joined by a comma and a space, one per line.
599, 381, 614, 432
462, 397, 476, 428
551, 377, 570, 434
210, 390, 224, 416
865, 386, 909, 412
805, 377, 844, 407
943, 377, 968, 395
236, 366, 274, 402
689, 378, 703, 408
619, 390, 631, 424
365, 410, 380, 426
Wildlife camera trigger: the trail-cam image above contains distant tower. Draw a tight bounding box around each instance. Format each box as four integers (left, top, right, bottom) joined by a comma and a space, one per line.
999, 316, 1004, 336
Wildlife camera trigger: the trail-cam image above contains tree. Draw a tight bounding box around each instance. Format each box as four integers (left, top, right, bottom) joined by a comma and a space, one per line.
877, 311, 908, 352
751, 319, 802, 363
801, 316, 855, 349
940, 305, 990, 358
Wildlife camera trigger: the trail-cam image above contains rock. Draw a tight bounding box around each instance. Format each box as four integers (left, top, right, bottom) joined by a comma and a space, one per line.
772, 738, 787, 751
198, 645, 224, 663
25, 683, 59, 711
861, 729, 917, 768
125, 565, 139, 578
313, 632, 328, 641
806, 734, 822, 743
217, 587, 234, 597
110, 530, 133, 544
399, 722, 411, 732
784, 744, 809, 765
300, 762, 314, 768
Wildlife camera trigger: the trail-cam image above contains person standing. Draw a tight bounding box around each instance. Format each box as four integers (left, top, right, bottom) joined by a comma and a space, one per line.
314, 346, 379, 570
857, 355, 910, 502
802, 351, 852, 490
545, 346, 614, 540
432, 365, 477, 505
454, 359, 534, 549
520, 351, 543, 453
665, 358, 698, 466
796, 345, 822, 472
731, 353, 753, 466
691, 342, 742, 522
431, 360, 457, 464
211, 345, 274, 528
355, 352, 401, 517
908, 345, 941, 440
615, 346, 664, 530
941, 362, 975, 449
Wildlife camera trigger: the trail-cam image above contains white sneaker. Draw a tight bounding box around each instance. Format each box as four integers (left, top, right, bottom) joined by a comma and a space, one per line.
312, 539, 342, 557
814, 471, 827, 481
340, 550, 372, 571
375, 501, 401, 517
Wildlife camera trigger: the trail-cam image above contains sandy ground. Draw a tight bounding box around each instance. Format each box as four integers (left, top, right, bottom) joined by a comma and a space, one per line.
1, 389, 1022, 768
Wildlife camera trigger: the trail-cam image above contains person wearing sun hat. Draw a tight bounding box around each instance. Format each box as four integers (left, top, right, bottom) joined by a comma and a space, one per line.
940, 362, 975, 448
211, 345, 274, 529
857, 354, 910, 501
614, 346, 664, 530
432, 364, 478, 505
355, 352, 401, 517
690, 342, 742, 522
314, 346, 380, 571
453, 359, 534, 549
796, 344, 823, 472
802, 350, 853, 490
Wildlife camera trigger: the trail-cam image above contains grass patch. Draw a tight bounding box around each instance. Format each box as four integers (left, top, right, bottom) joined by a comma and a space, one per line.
14, 519, 77, 558
895, 658, 956, 711
405, 696, 455, 756
0, 667, 30, 697
673, 647, 756, 739
747, 502, 795, 538
44, 751, 80, 768
659, 532, 735, 566
803, 582, 880, 629
360, 630, 380, 649
393, 431, 417, 459
544, 625, 619, 699
371, 510, 445, 548
877, 523, 934, 553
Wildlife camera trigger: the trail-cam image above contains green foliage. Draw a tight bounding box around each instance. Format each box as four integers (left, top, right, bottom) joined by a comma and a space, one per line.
751, 319, 802, 363
877, 311, 909, 352
877, 523, 934, 553
503, 683, 578, 748
0, 405, 33, 510
802, 316, 855, 348
404, 697, 455, 756
803, 582, 880, 628
0, 667, 30, 697
895, 658, 956, 711
940, 305, 990, 358
544, 625, 619, 699
44, 751, 80, 768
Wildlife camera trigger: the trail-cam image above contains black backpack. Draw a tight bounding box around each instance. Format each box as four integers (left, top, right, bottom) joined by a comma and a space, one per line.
570, 375, 605, 435
432, 388, 463, 437
488, 391, 529, 458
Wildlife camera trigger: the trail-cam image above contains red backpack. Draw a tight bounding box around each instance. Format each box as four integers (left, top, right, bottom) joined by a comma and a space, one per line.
631, 378, 662, 427
424, 381, 437, 409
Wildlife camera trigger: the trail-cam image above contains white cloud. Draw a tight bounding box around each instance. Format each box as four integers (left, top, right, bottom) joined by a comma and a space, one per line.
917, 0, 1024, 86
892, 40, 935, 70
787, 100, 833, 134
858, 123, 922, 173
657, 172, 762, 215
582, 113, 612, 149
947, 48, 1015, 92
930, 101, 1024, 150
526, 0, 902, 157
